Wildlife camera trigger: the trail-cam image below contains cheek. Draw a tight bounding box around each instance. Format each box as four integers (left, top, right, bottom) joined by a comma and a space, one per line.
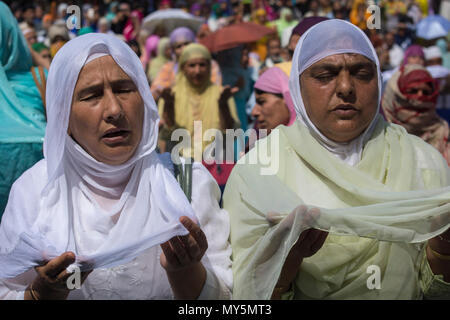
261, 102, 279, 123
358, 82, 379, 117
127, 97, 145, 135
69, 106, 98, 136
302, 83, 335, 119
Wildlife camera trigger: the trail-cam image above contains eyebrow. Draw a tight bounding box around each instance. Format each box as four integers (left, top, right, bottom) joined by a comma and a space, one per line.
76, 79, 136, 100
308, 61, 375, 74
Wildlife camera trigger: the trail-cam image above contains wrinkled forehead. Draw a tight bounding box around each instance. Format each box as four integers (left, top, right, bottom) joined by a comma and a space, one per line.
295, 20, 379, 76
302, 53, 377, 76
75, 54, 134, 87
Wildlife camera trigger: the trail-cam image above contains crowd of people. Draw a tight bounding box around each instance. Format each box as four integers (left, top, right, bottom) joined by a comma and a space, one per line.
0, 0, 449, 300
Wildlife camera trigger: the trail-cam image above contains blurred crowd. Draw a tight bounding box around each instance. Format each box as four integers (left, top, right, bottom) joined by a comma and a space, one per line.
1, 0, 450, 211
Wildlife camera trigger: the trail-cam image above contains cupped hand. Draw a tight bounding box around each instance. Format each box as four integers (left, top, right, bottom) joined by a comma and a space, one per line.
160, 216, 208, 273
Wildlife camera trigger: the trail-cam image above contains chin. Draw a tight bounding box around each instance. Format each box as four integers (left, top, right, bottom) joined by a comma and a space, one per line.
98, 148, 136, 165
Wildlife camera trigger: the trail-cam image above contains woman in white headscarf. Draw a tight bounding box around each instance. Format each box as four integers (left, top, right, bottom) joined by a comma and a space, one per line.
0, 33, 232, 300
223, 19, 450, 300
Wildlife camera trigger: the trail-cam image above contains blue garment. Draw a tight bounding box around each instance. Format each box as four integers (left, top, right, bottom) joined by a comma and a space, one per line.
217, 47, 254, 131
0, 2, 46, 219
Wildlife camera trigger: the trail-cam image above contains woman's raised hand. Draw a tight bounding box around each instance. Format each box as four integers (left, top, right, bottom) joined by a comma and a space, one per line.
160, 216, 209, 299
219, 85, 239, 105
25, 252, 91, 300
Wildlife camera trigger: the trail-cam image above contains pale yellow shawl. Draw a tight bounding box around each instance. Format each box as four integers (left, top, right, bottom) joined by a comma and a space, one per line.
158, 43, 238, 157
224, 116, 450, 299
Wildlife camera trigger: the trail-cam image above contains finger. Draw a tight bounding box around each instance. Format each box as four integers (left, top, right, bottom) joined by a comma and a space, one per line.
55, 269, 74, 284
304, 228, 323, 246
311, 231, 328, 253
230, 86, 239, 94
180, 216, 208, 253
41, 252, 76, 279
178, 234, 201, 260
296, 228, 312, 246
80, 270, 92, 285
169, 237, 191, 265
161, 241, 180, 267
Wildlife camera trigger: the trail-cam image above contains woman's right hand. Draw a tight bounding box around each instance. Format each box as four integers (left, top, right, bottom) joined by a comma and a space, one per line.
25, 252, 91, 300
270, 206, 328, 299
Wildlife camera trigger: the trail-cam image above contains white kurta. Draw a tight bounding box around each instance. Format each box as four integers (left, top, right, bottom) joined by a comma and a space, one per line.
0, 158, 232, 300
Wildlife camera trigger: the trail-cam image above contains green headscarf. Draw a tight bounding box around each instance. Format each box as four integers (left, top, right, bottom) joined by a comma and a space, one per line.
147, 37, 170, 81
31, 42, 49, 53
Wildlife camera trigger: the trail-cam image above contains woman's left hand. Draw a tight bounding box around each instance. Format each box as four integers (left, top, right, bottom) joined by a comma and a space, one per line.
160, 216, 208, 272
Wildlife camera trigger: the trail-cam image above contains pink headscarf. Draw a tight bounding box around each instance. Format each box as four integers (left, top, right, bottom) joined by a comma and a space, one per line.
145, 35, 160, 61
254, 67, 296, 125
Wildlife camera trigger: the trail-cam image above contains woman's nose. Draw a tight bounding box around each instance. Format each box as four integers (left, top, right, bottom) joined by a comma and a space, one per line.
336, 71, 355, 101
251, 104, 261, 117
103, 89, 124, 122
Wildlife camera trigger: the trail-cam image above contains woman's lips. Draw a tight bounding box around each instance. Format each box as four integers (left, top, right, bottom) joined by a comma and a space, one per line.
102, 129, 130, 144
332, 105, 358, 117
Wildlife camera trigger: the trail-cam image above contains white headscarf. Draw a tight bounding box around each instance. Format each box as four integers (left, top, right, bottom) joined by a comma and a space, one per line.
0, 33, 196, 277
289, 19, 382, 166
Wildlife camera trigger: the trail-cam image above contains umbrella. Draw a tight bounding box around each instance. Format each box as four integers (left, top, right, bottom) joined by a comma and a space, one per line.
416, 15, 450, 40
198, 22, 276, 53
143, 9, 204, 35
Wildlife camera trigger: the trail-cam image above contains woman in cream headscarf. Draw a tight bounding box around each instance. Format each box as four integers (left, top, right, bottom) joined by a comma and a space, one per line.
224, 19, 450, 300
158, 43, 239, 157
150, 27, 222, 100
0, 33, 232, 300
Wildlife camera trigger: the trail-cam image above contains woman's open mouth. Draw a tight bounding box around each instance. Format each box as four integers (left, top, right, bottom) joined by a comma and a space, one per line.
102, 128, 130, 144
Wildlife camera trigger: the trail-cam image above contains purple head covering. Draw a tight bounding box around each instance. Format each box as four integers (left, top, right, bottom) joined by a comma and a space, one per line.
169, 27, 196, 46
291, 16, 329, 37
401, 44, 425, 68
146, 35, 160, 58
254, 67, 296, 126
190, 3, 202, 14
